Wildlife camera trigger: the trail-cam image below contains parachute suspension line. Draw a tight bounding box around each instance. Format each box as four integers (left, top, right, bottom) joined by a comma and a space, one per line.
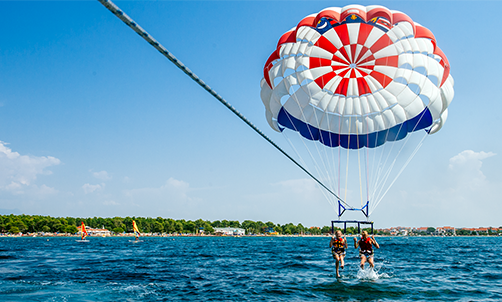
370, 119, 405, 202
370, 111, 431, 214
365, 146, 370, 211
373, 110, 427, 209
365, 118, 370, 206
370, 131, 428, 215
281, 124, 340, 210
286, 88, 339, 207
356, 117, 364, 208
371, 121, 408, 205
368, 125, 386, 201
279, 93, 348, 209
326, 114, 340, 201
299, 87, 338, 201
338, 115, 342, 199
344, 115, 351, 204
97, 0, 346, 204
370, 129, 385, 198
282, 131, 335, 207
282, 94, 336, 210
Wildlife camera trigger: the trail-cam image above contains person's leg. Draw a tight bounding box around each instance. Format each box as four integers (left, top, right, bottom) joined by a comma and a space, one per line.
360, 254, 366, 269
340, 254, 345, 269
367, 256, 375, 268
335, 254, 341, 277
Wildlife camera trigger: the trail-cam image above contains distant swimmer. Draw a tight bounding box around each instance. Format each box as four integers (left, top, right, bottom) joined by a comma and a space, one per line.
353, 231, 380, 270
329, 230, 347, 278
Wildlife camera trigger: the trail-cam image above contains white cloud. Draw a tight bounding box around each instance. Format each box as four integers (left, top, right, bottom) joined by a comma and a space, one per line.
0, 141, 60, 193
124, 177, 191, 201
274, 178, 317, 193
92, 170, 111, 181
121, 177, 200, 217
372, 149, 499, 228
82, 183, 105, 194
33, 184, 58, 196
448, 150, 495, 188
103, 200, 119, 206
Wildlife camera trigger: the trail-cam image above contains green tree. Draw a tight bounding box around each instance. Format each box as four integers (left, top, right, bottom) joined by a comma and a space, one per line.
297, 223, 306, 235
52, 220, 65, 233
174, 221, 183, 233
205, 224, 214, 234
254, 221, 265, 234
457, 229, 470, 236
184, 221, 195, 233
151, 221, 164, 233
241, 220, 256, 234
113, 227, 124, 234
321, 226, 331, 234
65, 225, 78, 234
282, 223, 297, 235
123, 217, 133, 232
164, 219, 176, 234
67, 217, 76, 227
9, 219, 27, 233
9, 226, 20, 234
275, 225, 283, 234
229, 220, 241, 228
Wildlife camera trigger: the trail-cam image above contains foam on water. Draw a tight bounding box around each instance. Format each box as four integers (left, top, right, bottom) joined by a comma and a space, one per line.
356, 266, 390, 281
356, 267, 379, 280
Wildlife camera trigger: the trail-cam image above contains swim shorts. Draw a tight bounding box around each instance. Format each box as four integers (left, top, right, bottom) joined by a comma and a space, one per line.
359, 250, 374, 258
332, 248, 346, 257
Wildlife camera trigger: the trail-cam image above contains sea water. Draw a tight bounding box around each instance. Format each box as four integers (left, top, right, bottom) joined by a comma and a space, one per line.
0, 236, 501, 301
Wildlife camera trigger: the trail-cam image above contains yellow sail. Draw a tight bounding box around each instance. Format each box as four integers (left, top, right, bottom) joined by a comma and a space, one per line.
133, 220, 140, 239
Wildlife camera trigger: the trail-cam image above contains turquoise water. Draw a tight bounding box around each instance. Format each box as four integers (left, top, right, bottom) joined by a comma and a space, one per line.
0, 236, 501, 301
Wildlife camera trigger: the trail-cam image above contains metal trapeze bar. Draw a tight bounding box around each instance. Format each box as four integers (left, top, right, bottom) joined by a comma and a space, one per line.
338, 200, 369, 219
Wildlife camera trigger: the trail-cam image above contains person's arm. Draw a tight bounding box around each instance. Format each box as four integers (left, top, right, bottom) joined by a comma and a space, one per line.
353, 237, 359, 248
343, 237, 347, 249
329, 237, 334, 248
371, 235, 380, 249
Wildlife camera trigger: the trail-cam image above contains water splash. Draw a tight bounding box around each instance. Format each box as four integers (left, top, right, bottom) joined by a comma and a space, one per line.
356, 265, 389, 281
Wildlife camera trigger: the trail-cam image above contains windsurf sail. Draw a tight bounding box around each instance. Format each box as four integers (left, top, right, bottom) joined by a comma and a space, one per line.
80, 221, 88, 240
133, 220, 140, 240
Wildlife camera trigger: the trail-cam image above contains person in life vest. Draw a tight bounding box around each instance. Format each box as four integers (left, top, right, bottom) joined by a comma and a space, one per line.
353, 231, 380, 269
329, 230, 347, 277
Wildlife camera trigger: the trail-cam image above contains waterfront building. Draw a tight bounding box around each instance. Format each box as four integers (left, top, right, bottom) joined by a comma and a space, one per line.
214, 227, 245, 236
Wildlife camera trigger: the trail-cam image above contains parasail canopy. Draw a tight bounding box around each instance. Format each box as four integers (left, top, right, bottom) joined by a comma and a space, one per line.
260, 5, 454, 216
261, 4, 454, 150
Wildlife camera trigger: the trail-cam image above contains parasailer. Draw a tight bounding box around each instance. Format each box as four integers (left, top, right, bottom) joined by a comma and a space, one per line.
354, 230, 380, 269
329, 230, 347, 277
260, 4, 454, 220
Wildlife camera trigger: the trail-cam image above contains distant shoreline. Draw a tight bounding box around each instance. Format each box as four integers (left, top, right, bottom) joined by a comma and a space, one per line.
1, 233, 500, 238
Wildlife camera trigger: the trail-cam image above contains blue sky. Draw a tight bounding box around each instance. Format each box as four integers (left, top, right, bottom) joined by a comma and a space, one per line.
0, 0, 501, 228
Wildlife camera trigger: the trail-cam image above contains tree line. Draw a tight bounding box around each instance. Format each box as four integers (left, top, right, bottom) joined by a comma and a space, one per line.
0, 214, 374, 235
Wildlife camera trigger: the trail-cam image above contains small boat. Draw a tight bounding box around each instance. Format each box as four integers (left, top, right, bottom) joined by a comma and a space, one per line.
76, 221, 89, 242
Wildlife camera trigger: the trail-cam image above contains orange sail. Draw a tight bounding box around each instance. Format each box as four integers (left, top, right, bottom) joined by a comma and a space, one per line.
81, 221, 88, 240
132, 220, 140, 239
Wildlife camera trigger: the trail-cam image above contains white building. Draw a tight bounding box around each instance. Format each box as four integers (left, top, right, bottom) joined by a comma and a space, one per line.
78, 225, 111, 237
214, 227, 245, 236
